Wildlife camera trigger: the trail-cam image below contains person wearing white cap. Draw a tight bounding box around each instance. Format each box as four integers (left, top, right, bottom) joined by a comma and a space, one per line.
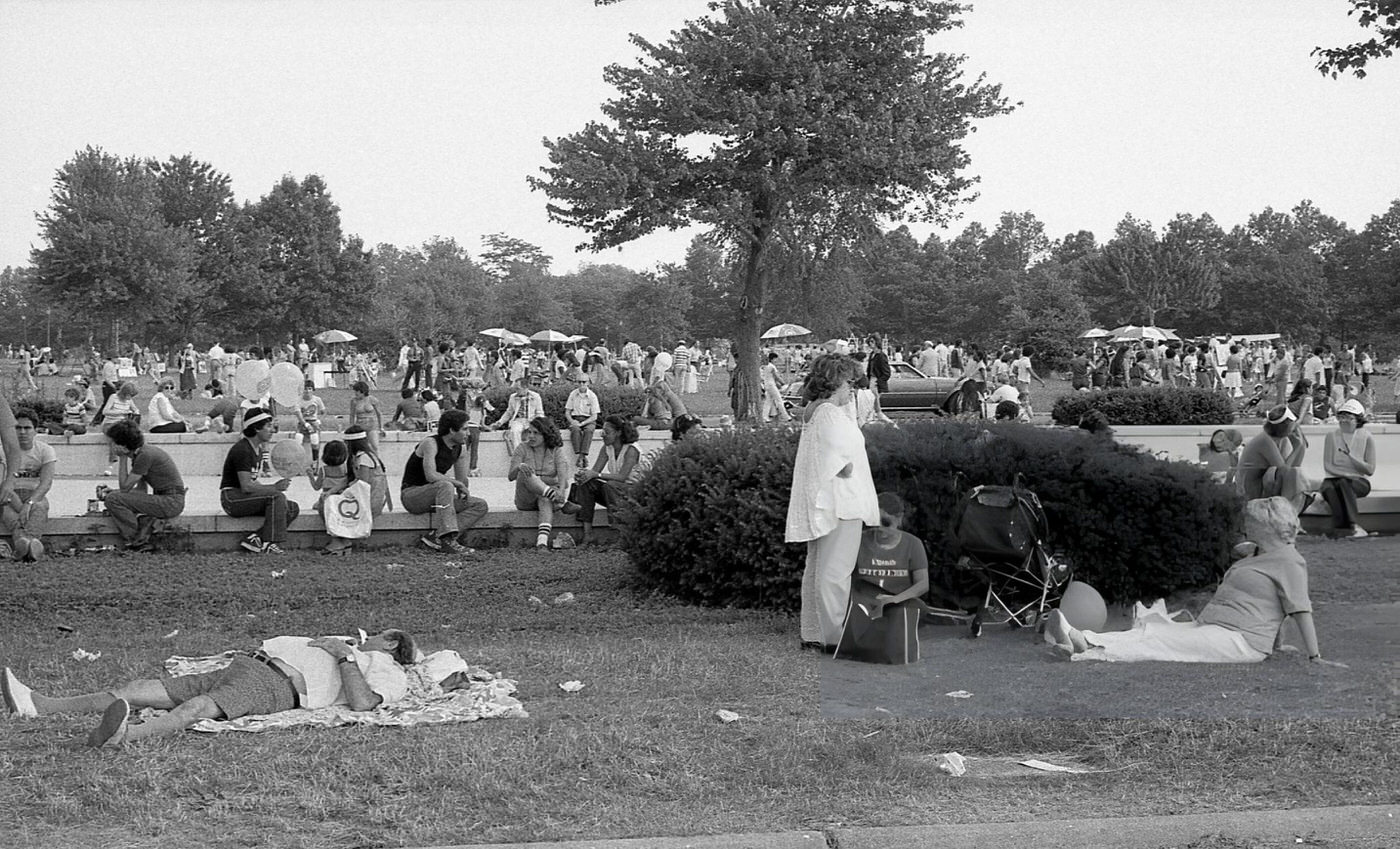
219, 408, 299, 554
1319, 399, 1375, 538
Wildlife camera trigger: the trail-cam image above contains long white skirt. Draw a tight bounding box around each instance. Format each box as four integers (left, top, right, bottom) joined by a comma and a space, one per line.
1073, 619, 1266, 663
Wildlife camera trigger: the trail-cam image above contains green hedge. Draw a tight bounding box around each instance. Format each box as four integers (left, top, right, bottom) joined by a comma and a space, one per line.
621, 420, 1242, 610
483, 385, 646, 430
1051, 387, 1236, 426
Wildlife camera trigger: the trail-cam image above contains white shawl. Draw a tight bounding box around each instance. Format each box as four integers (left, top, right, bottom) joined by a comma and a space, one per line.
785, 402, 880, 542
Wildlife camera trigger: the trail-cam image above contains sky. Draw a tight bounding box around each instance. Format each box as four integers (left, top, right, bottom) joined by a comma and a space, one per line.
2, 0, 1398, 276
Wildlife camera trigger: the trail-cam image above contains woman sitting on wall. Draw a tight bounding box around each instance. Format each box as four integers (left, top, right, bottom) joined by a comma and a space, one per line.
1319, 399, 1375, 538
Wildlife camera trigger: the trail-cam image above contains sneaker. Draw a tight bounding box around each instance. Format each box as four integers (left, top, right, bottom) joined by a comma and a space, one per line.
1350, 525, 1369, 538
418, 534, 443, 552
263, 543, 285, 555
468, 468, 481, 478
438, 537, 476, 557
86, 698, 130, 748
239, 534, 265, 554
560, 501, 581, 515
0, 540, 12, 560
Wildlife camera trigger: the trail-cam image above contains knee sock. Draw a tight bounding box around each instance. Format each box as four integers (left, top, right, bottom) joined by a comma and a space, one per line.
536, 523, 551, 548
35, 691, 116, 715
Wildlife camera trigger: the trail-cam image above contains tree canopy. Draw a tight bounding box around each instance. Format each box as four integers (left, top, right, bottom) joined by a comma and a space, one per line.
530, 0, 1011, 416
1314, 0, 1400, 78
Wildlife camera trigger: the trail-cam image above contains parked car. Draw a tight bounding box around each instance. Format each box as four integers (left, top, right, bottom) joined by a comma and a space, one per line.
780, 362, 961, 414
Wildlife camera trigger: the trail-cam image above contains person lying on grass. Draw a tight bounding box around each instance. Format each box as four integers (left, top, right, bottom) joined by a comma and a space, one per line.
2, 629, 416, 749
1044, 497, 1347, 667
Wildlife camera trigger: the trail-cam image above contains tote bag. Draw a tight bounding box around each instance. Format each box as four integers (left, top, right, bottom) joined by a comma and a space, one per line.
324, 479, 374, 539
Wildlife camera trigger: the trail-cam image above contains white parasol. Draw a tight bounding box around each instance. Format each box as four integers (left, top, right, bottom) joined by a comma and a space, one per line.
760, 323, 813, 340
314, 329, 357, 344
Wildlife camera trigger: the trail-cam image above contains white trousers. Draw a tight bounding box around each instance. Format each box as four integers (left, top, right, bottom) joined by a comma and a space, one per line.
1074, 620, 1267, 663
800, 519, 865, 646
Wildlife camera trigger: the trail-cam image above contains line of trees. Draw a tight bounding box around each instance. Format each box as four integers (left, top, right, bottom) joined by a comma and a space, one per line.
6, 145, 1398, 368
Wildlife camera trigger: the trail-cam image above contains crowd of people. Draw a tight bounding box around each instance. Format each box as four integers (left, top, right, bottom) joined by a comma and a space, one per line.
0, 333, 726, 560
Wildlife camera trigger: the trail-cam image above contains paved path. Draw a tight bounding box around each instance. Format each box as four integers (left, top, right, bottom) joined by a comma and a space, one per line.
413, 804, 1400, 849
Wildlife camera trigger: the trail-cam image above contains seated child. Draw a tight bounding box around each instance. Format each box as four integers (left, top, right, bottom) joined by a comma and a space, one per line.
834, 492, 930, 665
308, 440, 349, 512
1200, 428, 1244, 487
420, 390, 442, 434
48, 387, 90, 435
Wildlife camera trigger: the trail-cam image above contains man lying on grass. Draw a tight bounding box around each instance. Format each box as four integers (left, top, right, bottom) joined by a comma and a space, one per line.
2, 629, 416, 748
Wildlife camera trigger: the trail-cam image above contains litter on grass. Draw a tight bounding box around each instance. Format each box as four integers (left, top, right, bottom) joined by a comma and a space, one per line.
270, 570, 286, 579
528, 595, 547, 607
937, 752, 967, 776
552, 592, 575, 605
945, 690, 974, 699
162, 630, 179, 639
71, 648, 101, 661
714, 709, 741, 723
559, 680, 585, 693
1019, 758, 1088, 774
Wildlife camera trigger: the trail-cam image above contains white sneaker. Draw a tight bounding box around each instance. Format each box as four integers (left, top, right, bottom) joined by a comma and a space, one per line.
1350, 525, 1369, 538
2, 667, 38, 717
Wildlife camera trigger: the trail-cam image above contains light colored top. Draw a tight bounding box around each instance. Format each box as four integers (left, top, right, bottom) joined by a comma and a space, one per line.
565, 387, 600, 421
603, 444, 644, 483
8, 441, 57, 491
261, 636, 408, 710
500, 390, 544, 423
147, 391, 183, 428
1322, 428, 1374, 480
785, 401, 879, 542
1198, 545, 1311, 655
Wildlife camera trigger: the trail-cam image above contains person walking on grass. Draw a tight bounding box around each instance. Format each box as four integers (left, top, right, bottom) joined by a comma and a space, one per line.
401, 410, 488, 556
3, 629, 416, 748
220, 408, 299, 555
1012, 345, 1047, 417
102, 420, 186, 553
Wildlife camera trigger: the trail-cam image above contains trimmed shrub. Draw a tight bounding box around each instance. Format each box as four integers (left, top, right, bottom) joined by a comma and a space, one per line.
483, 385, 646, 430
1051, 387, 1235, 426
621, 420, 1241, 610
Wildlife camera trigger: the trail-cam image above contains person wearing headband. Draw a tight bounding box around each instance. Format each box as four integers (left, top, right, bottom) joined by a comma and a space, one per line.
1237, 404, 1314, 515
219, 407, 299, 554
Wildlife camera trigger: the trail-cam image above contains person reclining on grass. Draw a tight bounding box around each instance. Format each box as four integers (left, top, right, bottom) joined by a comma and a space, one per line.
1044, 497, 1347, 667
2, 629, 416, 749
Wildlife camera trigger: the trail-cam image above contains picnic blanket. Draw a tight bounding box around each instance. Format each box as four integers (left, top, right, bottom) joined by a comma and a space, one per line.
157, 649, 528, 733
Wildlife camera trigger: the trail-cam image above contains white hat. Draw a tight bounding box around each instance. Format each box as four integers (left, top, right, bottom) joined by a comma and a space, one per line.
1337, 399, 1367, 418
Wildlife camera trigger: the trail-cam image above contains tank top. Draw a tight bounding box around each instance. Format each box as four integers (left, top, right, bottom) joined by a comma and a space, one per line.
402, 435, 461, 489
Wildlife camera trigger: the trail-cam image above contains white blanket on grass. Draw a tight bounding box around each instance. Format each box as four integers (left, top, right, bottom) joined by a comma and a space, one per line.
158, 650, 528, 733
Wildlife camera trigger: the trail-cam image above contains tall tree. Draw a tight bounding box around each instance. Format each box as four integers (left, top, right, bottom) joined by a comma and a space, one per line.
1082, 214, 1221, 328
480, 233, 552, 278
241, 175, 376, 342
558, 263, 647, 343
31, 147, 199, 348
530, 0, 1011, 418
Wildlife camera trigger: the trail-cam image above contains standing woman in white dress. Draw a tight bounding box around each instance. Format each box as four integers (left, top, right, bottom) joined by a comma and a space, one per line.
785, 353, 880, 652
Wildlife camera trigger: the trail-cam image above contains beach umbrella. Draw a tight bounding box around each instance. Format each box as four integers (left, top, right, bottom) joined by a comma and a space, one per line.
1109, 325, 1176, 343
530, 329, 573, 344
760, 322, 813, 340
314, 329, 357, 344
1079, 327, 1112, 339
479, 328, 530, 345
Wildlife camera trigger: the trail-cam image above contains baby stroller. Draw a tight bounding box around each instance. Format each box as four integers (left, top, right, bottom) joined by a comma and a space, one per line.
931, 473, 1073, 637
1236, 383, 1269, 416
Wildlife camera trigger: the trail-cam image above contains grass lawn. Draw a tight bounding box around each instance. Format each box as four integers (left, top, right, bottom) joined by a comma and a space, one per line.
1, 541, 1396, 848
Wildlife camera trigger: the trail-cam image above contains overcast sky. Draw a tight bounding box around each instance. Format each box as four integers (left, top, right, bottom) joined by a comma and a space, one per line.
2, 0, 1397, 275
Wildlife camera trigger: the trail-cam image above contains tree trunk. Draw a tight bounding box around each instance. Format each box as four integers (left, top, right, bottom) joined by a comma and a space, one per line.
731, 191, 778, 422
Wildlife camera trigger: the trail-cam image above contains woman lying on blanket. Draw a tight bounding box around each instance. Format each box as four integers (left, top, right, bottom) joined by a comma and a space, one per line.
2, 629, 416, 748
1044, 497, 1346, 667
